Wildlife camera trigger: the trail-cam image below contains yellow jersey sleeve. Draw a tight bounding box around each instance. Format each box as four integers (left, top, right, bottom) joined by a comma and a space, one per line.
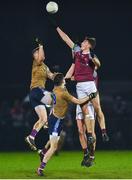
63, 90, 73, 102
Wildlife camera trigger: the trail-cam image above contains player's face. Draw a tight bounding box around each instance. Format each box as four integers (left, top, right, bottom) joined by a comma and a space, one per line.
81, 40, 91, 51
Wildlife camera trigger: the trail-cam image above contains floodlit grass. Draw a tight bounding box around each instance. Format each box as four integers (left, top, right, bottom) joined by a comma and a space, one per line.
0, 151, 132, 179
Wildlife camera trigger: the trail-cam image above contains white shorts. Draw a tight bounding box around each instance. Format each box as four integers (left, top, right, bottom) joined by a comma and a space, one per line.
76, 103, 96, 120
76, 81, 97, 98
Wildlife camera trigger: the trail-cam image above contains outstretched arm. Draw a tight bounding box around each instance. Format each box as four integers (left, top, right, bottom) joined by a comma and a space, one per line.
56, 27, 74, 49
71, 92, 97, 105
65, 63, 75, 79
38, 44, 45, 62
65, 50, 76, 79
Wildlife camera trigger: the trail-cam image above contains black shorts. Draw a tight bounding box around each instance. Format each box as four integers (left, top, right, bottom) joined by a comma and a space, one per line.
48, 114, 64, 137
29, 87, 45, 109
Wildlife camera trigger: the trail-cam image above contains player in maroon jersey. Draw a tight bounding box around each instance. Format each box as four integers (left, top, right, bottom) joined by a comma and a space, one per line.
66, 53, 109, 166
48, 21, 109, 164
75, 67, 109, 167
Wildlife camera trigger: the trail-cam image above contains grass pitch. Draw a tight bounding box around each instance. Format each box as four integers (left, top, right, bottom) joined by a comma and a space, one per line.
0, 151, 132, 179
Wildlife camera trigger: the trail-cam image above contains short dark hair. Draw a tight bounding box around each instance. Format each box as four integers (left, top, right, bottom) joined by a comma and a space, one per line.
85, 37, 96, 49
54, 73, 64, 86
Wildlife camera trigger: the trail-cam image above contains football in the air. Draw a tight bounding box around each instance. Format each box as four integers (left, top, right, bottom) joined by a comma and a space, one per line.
46, 1, 58, 14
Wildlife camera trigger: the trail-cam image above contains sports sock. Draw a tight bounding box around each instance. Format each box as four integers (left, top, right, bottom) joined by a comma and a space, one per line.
87, 132, 92, 137
101, 128, 106, 134
30, 129, 38, 139
83, 148, 89, 156
90, 155, 95, 159
42, 147, 48, 155
40, 162, 46, 170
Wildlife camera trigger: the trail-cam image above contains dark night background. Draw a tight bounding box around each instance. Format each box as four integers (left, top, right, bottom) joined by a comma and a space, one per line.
0, 0, 132, 85
0, 0, 132, 151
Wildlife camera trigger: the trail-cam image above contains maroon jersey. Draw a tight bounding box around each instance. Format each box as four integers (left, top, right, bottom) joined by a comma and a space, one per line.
73, 45, 95, 82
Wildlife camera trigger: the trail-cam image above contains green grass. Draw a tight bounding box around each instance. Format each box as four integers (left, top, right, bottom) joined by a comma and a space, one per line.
0, 151, 132, 179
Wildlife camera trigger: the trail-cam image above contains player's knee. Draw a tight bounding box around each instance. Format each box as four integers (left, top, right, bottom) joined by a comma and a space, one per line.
84, 114, 91, 121
38, 118, 44, 125
39, 117, 46, 124
52, 143, 58, 152
95, 105, 101, 114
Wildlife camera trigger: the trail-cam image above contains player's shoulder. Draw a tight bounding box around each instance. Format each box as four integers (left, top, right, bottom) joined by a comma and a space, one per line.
43, 62, 47, 68
63, 87, 69, 92
59, 87, 68, 94
42, 63, 50, 71
63, 88, 73, 99
59, 87, 69, 96
73, 44, 81, 53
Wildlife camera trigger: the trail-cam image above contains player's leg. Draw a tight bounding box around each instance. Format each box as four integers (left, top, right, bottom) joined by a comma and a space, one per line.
26, 105, 47, 150
76, 119, 87, 151
43, 137, 59, 162
82, 103, 96, 167
55, 130, 66, 155
37, 136, 59, 176
45, 139, 51, 149
88, 104, 96, 156
76, 105, 89, 165
37, 114, 63, 176
85, 118, 96, 167
91, 93, 109, 142
90, 120, 96, 157
26, 89, 54, 150
38, 140, 50, 162
32, 90, 54, 134
76, 83, 95, 144
96, 93, 109, 141
76, 119, 89, 165
38, 130, 66, 159
81, 103, 96, 144
76, 82, 97, 144
76, 105, 87, 149
34, 105, 47, 132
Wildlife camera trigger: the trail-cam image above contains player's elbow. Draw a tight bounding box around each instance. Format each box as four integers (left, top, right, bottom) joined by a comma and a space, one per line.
95, 60, 101, 68
97, 62, 101, 68
93, 58, 101, 68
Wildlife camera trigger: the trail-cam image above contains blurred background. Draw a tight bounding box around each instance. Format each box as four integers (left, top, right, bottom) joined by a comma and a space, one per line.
0, 0, 132, 151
